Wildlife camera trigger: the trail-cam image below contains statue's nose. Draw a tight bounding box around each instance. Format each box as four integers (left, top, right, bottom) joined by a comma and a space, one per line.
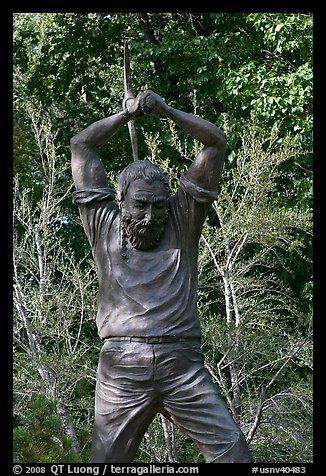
145, 211, 152, 222
144, 204, 153, 222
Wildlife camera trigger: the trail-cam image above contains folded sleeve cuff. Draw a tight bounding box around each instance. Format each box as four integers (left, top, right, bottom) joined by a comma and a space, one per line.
72, 187, 115, 204
179, 173, 218, 203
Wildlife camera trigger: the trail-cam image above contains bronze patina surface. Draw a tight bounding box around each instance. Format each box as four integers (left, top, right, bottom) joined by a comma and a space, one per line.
71, 88, 253, 463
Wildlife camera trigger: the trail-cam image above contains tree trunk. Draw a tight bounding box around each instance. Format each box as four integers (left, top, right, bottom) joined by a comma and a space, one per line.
160, 414, 177, 462
222, 271, 241, 423
57, 401, 81, 454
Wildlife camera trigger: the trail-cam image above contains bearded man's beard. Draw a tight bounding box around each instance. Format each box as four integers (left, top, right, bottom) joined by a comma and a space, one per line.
121, 210, 169, 251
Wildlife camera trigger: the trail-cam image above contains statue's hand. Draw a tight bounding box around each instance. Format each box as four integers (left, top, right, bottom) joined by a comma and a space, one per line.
122, 94, 144, 119
140, 90, 168, 116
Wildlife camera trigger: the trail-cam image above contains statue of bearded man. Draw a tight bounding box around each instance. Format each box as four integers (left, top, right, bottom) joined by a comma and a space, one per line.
70, 90, 253, 464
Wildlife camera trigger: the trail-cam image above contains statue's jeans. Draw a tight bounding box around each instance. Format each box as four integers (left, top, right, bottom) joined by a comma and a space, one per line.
90, 340, 253, 463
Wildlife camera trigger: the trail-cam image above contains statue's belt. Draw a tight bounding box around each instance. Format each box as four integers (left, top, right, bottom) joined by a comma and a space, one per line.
103, 336, 201, 344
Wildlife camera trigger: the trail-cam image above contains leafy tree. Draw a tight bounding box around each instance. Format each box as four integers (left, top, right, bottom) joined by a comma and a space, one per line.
198, 121, 312, 462
13, 107, 98, 461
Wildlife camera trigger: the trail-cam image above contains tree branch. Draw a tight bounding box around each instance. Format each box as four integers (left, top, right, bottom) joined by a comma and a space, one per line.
246, 334, 312, 444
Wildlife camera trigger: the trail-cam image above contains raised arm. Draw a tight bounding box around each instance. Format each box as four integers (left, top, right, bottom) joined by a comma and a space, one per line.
140, 90, 227, 190
70, 97, 143, 190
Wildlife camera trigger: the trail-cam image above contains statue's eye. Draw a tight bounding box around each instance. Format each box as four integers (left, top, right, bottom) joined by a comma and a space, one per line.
154, 202, 166, 209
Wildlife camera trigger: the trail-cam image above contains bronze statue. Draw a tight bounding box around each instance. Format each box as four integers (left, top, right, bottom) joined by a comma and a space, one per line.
70, 86, 253, 463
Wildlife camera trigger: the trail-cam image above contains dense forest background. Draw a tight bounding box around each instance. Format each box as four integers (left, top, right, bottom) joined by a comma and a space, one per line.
13, 12, 313, 463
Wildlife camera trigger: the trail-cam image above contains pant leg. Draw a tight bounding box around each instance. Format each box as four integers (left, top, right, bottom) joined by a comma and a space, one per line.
90, 341, 159, 463
155, 343, 253, 463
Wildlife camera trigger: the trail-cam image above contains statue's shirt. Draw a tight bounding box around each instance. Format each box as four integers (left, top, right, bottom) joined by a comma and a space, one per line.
73, 173, 218, 338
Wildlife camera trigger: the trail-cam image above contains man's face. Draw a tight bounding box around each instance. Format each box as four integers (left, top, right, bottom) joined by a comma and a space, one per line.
121, 178, 170, 250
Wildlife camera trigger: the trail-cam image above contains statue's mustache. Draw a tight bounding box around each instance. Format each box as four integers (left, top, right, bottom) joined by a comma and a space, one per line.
128, 216, 165, 232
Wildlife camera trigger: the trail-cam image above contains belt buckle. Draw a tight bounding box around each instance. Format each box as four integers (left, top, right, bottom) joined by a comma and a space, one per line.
146, 337, 161, 344
148, 336, 173, 344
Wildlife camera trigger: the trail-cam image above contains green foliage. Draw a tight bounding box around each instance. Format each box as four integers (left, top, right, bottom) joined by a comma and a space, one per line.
248, 382, 313, 462
13, 108, 98, 462
197, 121, 312, 462
13, 394, 80, 463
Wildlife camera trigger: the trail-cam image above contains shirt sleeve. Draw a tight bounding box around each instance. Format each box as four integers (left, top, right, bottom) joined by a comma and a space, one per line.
171, 172, 218, 245
72, 187, 117, 250
179, 173, 219, 203
72, 187, 116, 204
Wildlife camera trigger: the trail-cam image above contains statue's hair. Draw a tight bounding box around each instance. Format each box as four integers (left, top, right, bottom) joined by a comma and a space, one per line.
118, 159, 171, 201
